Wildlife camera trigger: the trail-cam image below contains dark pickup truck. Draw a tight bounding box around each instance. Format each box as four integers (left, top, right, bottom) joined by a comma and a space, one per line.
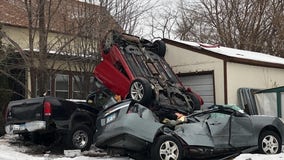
4, 89, 114, 151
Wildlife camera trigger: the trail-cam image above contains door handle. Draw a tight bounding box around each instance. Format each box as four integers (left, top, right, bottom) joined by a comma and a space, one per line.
210, 122, 221, 125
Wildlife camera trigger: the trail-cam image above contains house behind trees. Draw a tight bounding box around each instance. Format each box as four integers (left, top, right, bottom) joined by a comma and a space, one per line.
0, 0, 122, 100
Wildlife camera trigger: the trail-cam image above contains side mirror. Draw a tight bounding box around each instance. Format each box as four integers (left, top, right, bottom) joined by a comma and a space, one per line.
233, 110, 247, 117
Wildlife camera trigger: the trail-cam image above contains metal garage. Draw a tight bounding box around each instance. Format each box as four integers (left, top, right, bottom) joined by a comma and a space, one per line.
178, 72, 215, 108
164, 38, 284, 106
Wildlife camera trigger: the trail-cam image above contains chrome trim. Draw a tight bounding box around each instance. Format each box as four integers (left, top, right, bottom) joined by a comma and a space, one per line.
104, 104, 129, 117
5, 121, 46, 134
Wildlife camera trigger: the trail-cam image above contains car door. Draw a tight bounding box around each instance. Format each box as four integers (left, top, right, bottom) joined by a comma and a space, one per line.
206, 113, 231, 148
230, 114, 254, 147
94, 60, 131, 98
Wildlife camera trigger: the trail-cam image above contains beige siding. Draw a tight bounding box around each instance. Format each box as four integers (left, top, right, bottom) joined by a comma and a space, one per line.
2, 25, 94, 73
2, 26, 30, 48
2, 25, 97, 52
30, 58, 90, 72
227, 62, 284, 105
165, 44, 226, 104
2, 25, 96, 98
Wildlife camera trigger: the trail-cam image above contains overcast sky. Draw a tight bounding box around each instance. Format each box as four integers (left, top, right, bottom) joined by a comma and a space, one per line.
80, 0, 179, 39
137, 0, 179, 39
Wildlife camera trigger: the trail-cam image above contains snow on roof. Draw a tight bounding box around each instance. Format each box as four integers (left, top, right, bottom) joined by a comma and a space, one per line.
23, 48, 96, 59
176, 40, 284, 65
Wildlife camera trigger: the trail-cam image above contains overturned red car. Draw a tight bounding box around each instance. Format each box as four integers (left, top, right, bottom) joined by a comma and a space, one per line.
94, 30, 203, 113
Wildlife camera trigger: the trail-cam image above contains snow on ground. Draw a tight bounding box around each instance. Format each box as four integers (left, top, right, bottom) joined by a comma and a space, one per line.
1, 134, 284, 160
234, 153, 284, 160
0, 134, 130, 160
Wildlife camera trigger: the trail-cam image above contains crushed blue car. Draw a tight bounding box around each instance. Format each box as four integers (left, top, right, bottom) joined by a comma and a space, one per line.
94, 101, 284, 159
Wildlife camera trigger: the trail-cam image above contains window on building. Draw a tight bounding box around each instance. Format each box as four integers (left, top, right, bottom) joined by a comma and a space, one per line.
89, 76, 95, 92
55, 74, 69, 98
35, 76, 51, 97
73, 75, 83, 99
73, 75, 95, 99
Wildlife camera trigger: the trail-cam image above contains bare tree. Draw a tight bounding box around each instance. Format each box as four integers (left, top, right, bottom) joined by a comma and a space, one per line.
1, 0, 121, 98
176, 0, 217, 43
93, 0, 157, 35
147, 5, 179, 39
176, 0, 284, 57
0, 26, 31, 133
62, 1, 104, 99
21, 0, 66, 97
46, 0, 120, 98
0, 26, 31, 98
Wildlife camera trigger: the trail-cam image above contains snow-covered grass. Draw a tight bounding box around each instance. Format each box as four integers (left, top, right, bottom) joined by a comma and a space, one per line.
1, 134, 284, 160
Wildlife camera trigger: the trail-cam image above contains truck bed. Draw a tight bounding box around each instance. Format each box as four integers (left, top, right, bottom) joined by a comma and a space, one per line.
6, 97, 45, 123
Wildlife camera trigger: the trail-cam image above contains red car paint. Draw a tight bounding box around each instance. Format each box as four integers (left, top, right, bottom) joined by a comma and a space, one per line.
94, 31, 203, 109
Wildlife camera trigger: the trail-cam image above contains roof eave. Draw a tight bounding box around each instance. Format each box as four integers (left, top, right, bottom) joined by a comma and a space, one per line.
163, 38, 284, 69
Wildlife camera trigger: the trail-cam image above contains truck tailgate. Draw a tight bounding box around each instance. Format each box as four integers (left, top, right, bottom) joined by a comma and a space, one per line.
6, 97, 45, 123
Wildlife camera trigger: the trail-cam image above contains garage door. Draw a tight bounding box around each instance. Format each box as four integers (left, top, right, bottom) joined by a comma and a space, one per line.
179, 74, 214, 108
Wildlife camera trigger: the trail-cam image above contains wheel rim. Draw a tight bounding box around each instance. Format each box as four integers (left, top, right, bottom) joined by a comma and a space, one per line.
72, 130, 88, 149
159, 140, 179, 160
130, 81, 144, 101
262, 135, 279, 154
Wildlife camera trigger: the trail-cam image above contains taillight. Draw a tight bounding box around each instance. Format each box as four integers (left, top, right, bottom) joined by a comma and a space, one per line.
44, 101, 52, 116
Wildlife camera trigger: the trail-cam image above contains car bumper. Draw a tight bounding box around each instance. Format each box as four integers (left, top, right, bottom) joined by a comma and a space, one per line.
5, 121, 46, 134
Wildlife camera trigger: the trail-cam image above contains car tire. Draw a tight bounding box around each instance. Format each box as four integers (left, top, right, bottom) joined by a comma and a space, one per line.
130, 77, 153, 106
258, 130, 281, 154
19, 133, 31, 141
66, 125, 93, 151
188, 92, 201, 110
151, 135, 183, 160
151, 40, 166, 57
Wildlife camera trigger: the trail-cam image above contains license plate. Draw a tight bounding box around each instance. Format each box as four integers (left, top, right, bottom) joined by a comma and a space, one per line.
13, 125, 20, 131
106, 113, 116, 124
12, 124, 25, 131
